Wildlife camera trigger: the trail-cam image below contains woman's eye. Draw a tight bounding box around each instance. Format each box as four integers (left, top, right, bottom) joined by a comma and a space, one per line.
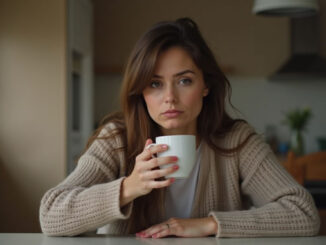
150, 81, 162, 88
179, 78, 192, 85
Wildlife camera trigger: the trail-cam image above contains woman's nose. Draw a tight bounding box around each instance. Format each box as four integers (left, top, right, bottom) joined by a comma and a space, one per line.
164, 84, 178, 104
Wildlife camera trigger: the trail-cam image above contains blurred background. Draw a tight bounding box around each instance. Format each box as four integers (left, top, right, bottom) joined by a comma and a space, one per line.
1, 0, 325, 233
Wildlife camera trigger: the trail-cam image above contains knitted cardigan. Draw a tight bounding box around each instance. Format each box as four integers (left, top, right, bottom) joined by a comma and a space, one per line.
39, 122, 320, 237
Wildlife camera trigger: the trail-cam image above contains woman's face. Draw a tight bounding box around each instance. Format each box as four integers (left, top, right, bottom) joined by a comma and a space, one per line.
142, 46, 208, 136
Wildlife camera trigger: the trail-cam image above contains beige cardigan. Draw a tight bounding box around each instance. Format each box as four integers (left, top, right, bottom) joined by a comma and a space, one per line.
39, 122, 320, 237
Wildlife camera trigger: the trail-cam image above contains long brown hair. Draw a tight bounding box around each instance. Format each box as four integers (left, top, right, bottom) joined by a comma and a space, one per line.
86, 18, 253, 233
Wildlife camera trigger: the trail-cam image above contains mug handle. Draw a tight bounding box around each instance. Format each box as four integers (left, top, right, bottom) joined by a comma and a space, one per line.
145, 143, 157, 158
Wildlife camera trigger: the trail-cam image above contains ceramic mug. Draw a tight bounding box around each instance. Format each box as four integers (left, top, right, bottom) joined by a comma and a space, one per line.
147, 135, 196, 179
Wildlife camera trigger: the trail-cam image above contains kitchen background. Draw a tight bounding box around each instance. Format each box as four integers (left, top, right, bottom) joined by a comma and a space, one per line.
1, 0, 325, 232
94, 0, 326, 154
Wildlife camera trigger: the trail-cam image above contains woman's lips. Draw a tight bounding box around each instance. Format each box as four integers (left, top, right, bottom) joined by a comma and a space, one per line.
162, 110, 183, 118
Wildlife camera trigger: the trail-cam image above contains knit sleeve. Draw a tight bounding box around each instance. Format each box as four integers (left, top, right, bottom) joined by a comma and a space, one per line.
209, 123, 320, 237
39, 124, 133, 236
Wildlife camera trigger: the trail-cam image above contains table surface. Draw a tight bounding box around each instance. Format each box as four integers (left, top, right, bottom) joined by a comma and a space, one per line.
0, 233, 326, 245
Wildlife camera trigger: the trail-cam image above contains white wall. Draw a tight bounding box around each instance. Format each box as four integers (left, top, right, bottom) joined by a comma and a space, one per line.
0, 0, 66, 232
229, 77, 326, 153
94, 74, 122, 125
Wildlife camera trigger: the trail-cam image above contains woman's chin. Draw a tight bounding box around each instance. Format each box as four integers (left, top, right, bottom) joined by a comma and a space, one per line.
159, 122, 187, 133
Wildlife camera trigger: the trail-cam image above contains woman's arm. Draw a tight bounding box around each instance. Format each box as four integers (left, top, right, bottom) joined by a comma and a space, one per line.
209, 123, 320, 237
39, 125, 133, 236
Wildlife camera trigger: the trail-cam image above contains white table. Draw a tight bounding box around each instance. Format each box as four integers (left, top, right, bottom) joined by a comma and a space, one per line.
0, 233, 325, 245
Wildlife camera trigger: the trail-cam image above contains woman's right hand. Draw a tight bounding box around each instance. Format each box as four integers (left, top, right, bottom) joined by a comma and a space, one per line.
120, 139, 179, 207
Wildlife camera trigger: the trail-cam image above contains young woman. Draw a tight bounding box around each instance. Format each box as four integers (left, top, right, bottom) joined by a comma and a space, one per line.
40, 18, 320, 238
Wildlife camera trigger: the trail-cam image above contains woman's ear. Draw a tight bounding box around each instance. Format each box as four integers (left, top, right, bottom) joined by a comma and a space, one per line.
203, 87, 209, 97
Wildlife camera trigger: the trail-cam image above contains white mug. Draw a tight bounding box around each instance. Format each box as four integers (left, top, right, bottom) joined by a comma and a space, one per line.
147, 135, 196, 179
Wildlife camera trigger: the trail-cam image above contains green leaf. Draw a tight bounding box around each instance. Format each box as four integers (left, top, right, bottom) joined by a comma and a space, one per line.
282, 107, 312, 131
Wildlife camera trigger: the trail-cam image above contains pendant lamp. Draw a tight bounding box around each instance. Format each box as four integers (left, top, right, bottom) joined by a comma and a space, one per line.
252, 0, 319, 17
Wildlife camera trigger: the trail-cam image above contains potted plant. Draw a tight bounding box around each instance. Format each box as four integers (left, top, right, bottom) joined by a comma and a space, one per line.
283, 108, 312, 156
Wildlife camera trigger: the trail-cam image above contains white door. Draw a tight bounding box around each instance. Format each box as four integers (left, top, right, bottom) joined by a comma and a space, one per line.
67, 0, 93, 174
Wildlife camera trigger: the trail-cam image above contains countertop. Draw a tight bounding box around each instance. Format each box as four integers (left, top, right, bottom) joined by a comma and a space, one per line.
0, 233, 326, 245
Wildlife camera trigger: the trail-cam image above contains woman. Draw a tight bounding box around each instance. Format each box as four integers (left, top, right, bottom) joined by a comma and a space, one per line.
40, 18, 320, 238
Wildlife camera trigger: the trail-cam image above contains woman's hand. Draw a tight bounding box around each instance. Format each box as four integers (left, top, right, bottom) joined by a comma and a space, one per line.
136, 217, 218, 239
120, 139, 178, 206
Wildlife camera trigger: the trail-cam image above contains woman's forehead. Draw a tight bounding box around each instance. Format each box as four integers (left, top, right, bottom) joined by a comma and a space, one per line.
152, 47, 200, 77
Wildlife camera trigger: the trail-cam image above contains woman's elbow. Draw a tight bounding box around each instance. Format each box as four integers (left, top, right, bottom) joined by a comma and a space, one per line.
305, 213, 320, 236
39, 212, 63, 236
39, 208, 80, 237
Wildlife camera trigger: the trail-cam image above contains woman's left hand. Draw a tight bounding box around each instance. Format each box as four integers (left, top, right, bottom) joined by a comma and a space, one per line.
136, 217, 218, 239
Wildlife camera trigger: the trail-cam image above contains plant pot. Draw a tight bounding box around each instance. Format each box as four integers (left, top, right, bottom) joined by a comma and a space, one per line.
290, 129, 304, 156
317, 137, 326, 151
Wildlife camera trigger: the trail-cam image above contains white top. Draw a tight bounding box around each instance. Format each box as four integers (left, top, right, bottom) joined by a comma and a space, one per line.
164, 143, 202, 219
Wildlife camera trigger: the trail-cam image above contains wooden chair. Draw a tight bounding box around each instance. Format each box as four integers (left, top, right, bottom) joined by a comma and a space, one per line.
283, 151, 326, 235
285, 151, 326, 185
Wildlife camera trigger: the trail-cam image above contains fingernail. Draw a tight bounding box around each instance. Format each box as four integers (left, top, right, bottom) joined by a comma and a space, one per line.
170, 178, 175, 183
173, 164, 179, 170
172, 156, 178, 161
152, 234, 157, 238
162, 145, 168, 149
